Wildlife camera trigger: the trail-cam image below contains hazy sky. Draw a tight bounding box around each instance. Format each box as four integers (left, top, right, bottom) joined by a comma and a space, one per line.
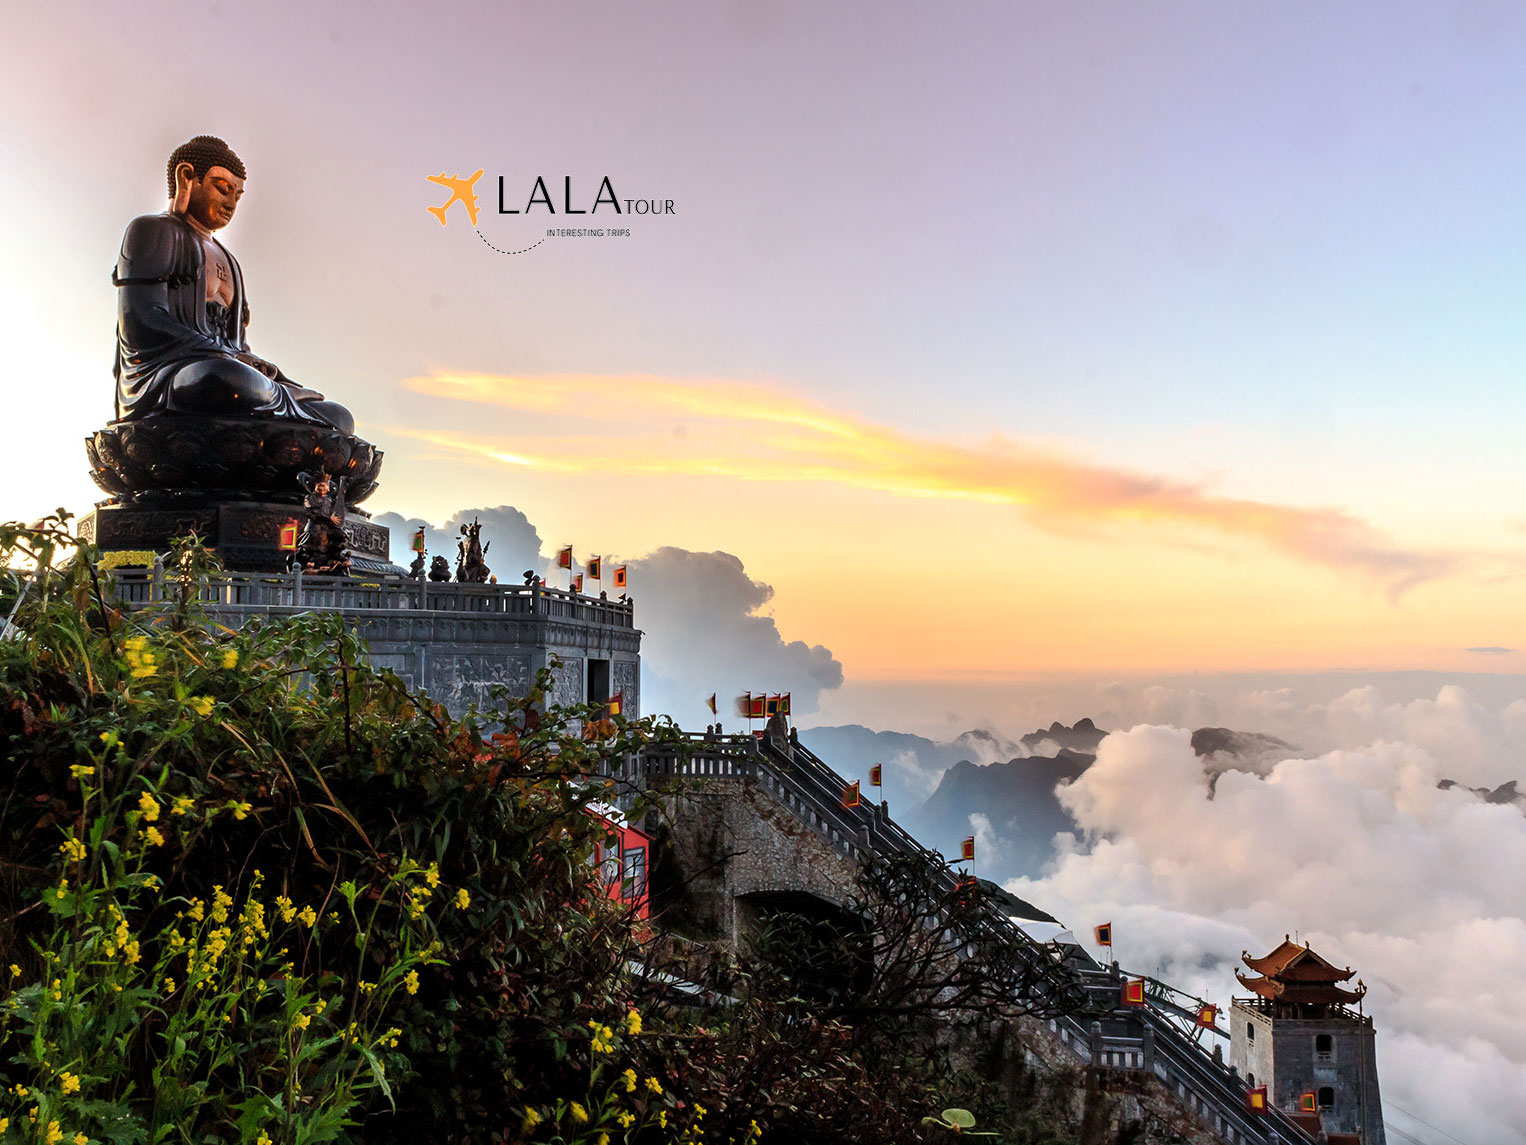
7, 0, 1526, 695
6, 4, 1526, 1137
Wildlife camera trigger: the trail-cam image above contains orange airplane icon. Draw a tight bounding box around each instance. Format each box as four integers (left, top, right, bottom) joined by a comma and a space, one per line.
426, 169, 485, 226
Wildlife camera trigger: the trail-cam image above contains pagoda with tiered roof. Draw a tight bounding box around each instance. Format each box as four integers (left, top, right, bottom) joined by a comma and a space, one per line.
1235, 936, 1366, 1019
1230, 937, 1385, 1144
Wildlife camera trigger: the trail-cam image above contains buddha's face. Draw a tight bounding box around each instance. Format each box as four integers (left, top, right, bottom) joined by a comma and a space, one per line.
181, 163, 245, 231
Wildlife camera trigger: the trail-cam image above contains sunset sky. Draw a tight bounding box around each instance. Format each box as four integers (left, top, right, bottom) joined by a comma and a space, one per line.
7, 4, 1526, 1137
5, 0, 1526, 705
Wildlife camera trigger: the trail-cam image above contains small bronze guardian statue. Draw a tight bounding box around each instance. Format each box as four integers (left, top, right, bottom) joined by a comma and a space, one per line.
288, 471, 351, 577
455, 519, 491, 583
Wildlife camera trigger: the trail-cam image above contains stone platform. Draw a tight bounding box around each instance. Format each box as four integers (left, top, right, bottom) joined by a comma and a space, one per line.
78, 499, 401, 576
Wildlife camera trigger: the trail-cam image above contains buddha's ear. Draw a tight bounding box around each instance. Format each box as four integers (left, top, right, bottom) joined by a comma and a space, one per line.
172, 162, 196, 214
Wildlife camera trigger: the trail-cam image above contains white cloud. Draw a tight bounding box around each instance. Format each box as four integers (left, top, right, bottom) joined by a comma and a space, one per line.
1006, 699, 1526, 1145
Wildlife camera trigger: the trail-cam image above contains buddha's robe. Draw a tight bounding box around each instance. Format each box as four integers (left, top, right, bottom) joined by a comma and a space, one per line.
112, 212, 349, 431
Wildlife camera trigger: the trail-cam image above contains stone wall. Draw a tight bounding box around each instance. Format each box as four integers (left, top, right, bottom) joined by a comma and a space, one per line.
650, 776, 861, 944
196, 603, 640, 719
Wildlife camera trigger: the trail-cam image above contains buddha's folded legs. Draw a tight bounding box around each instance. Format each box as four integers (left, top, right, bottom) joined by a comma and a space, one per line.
165, 357, 354, 434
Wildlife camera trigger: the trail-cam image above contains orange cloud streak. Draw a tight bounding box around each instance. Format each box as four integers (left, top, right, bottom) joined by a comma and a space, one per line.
397, 371, 1454, 592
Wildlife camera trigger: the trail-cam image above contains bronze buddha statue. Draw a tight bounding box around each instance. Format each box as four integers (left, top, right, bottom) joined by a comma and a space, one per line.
112, 135, 353, 434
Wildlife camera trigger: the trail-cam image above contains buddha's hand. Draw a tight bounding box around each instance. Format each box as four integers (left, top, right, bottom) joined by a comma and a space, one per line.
235, 352, 282, 380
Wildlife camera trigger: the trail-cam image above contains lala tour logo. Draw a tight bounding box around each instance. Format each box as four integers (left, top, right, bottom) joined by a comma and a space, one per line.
426, 168, 676, 255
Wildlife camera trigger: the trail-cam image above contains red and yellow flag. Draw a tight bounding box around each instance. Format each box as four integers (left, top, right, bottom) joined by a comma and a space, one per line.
557, 545, 573, 569
571, 573, 584, 592
841, 781, 860, 809
1121, 978, 1146, 1007
960, 836, 975, 862
868, 764, 883, 787
278, 520, 299, 551
706, 692, 718, 715
1094, 923, 1112, 947
587, 556, 601, 579
411, 526, 426, 553
607, 692, 623, 718
779, 692, 791, 716
1245, 1087, 1268, 1114
1196, 1003, 1218, 1029
1298, 1091, 1317, 1113
613, 564, 628, 589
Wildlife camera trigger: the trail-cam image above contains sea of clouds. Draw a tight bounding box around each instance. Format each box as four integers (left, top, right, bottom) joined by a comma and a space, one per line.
1006, 683, 1526, 1145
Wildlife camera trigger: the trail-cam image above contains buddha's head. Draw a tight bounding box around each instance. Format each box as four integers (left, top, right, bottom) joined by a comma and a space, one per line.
166, 136, 247, 231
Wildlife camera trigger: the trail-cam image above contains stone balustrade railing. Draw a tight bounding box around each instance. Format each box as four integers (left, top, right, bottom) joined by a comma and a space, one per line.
106, 567, 636, 628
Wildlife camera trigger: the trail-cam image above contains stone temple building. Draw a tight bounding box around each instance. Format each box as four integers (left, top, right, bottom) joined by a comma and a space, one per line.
1229, 938, 1385, 1144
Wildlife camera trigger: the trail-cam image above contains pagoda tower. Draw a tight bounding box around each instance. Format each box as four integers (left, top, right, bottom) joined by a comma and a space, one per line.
1229, 937, 1385, 1144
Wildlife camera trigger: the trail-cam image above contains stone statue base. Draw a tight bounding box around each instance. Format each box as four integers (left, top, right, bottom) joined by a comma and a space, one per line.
78, 499, 403, 576
86, 415, 383, 506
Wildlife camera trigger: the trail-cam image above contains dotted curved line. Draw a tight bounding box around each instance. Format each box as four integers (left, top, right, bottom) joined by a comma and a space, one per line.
474, 228, 545, 255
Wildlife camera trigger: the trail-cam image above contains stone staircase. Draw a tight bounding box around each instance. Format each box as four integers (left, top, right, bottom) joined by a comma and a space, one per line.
633, 728, 1313, 1145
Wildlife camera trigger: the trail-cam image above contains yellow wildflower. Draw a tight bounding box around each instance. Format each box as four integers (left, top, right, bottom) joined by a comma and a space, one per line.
618, 1111, 636, 1128
45, 1120, 63, 1145
570, 1102, 589, 1123
12, 1083, 29, 1097
595, 1134, 609, 1145
624, 1007, 642, 1035
221, 648, 239, 669
293, 1012, 311, 1031
98, 728, 119, 747
296, 905, 317, 928
68, 763, 94, 780
454, 887, 470, 910
275, 895, 297, 923
522, 1108, 543, 1130
59, 1071, 79, 1095
137, 792, 160, 822
163, 977, 176, 993
256, 1133, 272, 1145
189, 695, 214, 716
229, 800, 252, 821
622, 1067, 637, 1092
0, 1119, 7, 1135
659, 1111, 668, 1129
59, 838, 86, 862
424, 863, 441, 887
404, 969, 420, 995
8, 964, 19, 978
75, 1133, 88, 1145
144, 826, 165, 847
645, 1076, 662, 1094
171, 795, 194, 817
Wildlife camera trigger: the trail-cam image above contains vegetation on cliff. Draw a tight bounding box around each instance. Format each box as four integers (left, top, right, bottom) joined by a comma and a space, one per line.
0, 518, 1077, 1144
